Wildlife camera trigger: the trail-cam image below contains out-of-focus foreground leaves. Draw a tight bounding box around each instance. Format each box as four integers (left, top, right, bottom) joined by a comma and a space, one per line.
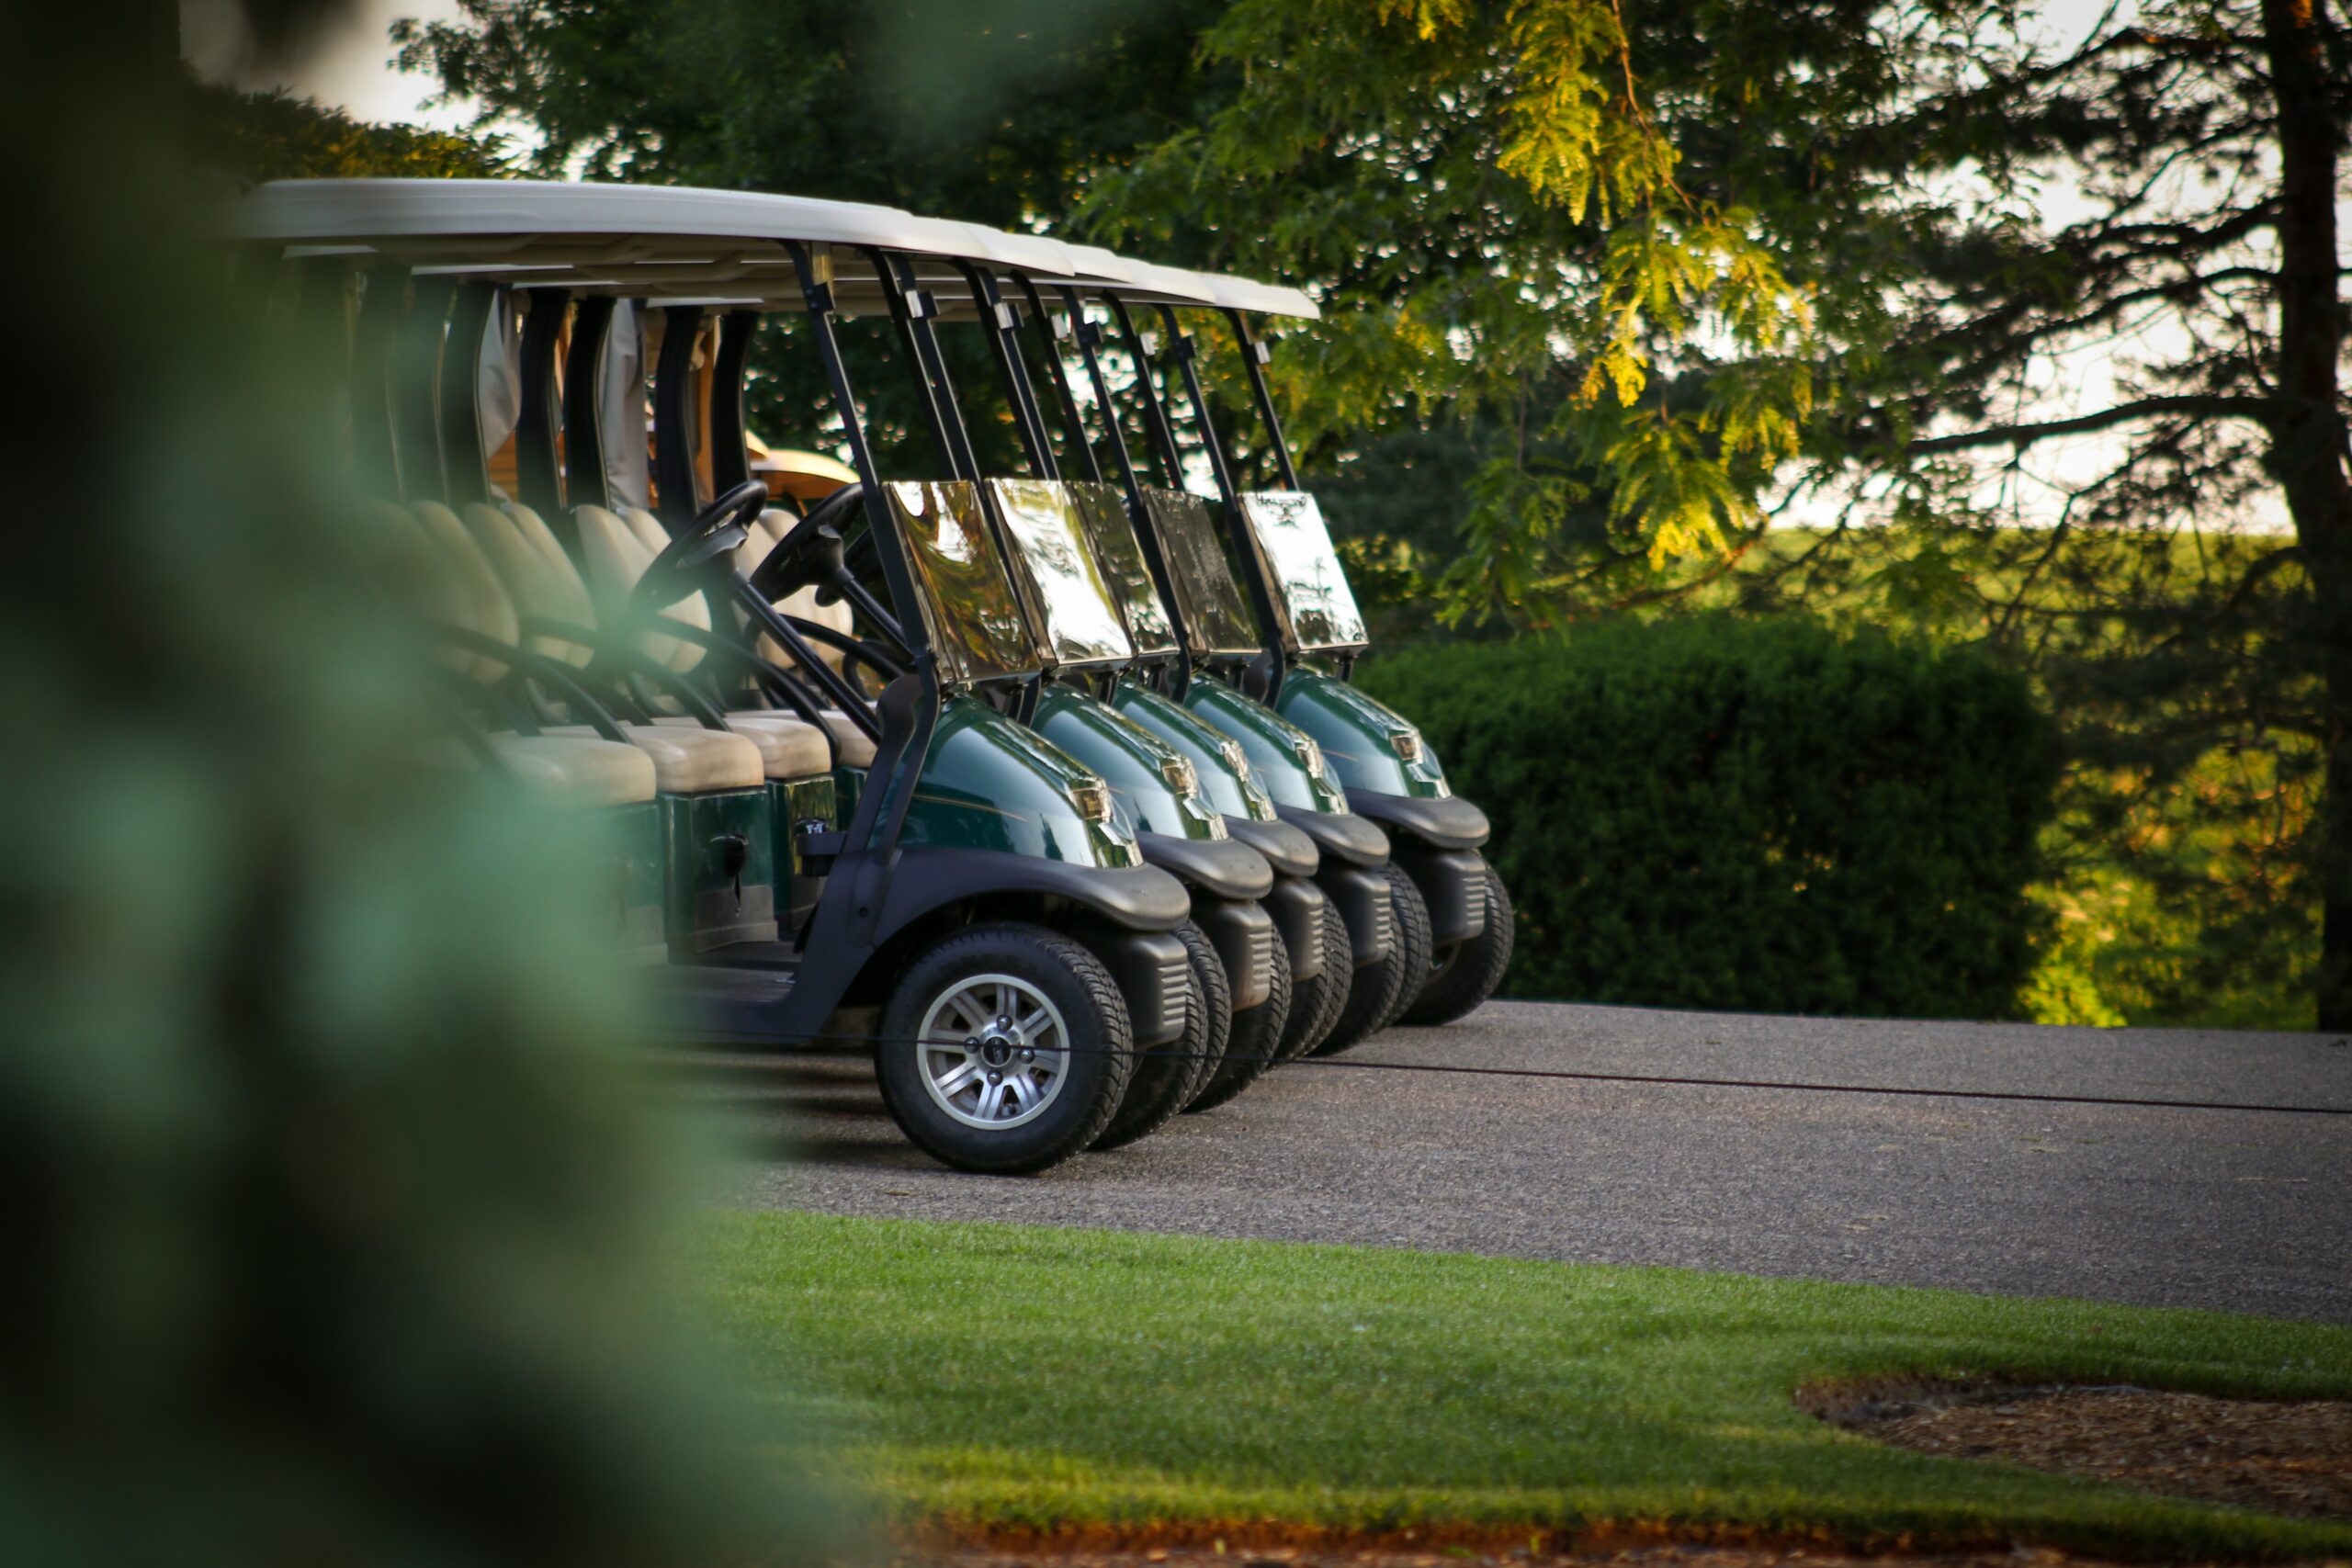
0, 6, 825, 1562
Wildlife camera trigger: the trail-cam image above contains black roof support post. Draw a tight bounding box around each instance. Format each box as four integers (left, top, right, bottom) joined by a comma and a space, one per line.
392, 274, 456, 504
782, 238, 938, 925
868, 250, 980, 483
955, 262, 1057, 480
652, 304, 706, 531
561, 294, 616, 513
349, 269, 406, 500
1225, 309, 1302, 491
514, 289, 569, 527
1154, 304, 1289, 696
1106, 299, 1187, 491
439, 282, 499, 507
1017, 278, 1101, 483
710, 309, 759, 494
1069, 289, 1194, 694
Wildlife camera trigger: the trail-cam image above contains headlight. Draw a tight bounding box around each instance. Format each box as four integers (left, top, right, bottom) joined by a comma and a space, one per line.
1069, 778, 1114, 824
1294, 738, 1326, 778
1218, 737, 1250, 780
1159, 755, 1199, 796
1390, 728, 1423, 763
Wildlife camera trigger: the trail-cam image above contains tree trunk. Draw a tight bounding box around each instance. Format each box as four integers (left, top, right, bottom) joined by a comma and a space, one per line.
2260, 0, 2352, 1027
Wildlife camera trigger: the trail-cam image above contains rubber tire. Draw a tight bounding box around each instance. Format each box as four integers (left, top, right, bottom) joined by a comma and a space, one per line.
1399, 861, 1515, 1027
1092, 920, 1224, 1150
1313, 864, 1432, 1056
1278, 896, 1355, 1062
1181, 919, 1292, 1113
1374, 864, 1434, 1032
875, 921, 1133, 1174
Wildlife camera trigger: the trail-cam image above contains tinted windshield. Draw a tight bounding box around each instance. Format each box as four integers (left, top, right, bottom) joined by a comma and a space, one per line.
1137, 487, 1261, 658
887, 479, 1040, 684
1068, 482, 1178, 659
1237, 491, 1367, 652
987, 479, 1134, 670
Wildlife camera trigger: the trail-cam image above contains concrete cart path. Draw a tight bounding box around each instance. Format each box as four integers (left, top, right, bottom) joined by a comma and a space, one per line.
715, 1001, 2352, 1323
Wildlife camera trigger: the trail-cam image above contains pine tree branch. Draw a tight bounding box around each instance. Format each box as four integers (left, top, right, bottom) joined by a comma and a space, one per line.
1911, 395, 2276, 454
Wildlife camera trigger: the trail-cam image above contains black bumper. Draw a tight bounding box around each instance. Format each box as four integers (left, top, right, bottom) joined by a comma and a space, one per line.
1344, 788, 1490, 851
1138, 830, 1275, 902
1276, 805, 1390, 868
1224, 815, 1319, 878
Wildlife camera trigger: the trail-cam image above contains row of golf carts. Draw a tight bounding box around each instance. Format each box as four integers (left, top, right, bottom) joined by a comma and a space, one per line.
237, 179, 1513, 1173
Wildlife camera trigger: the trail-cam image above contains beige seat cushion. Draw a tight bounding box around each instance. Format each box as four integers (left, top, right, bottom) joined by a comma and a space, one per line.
572, 503, 713, 673
411, 500, 520, 682
813, 708, 878, 768
653, 712, 831, 778
463, 502, 597, 666
489, 734, 658, 807
547, 722, 763, 793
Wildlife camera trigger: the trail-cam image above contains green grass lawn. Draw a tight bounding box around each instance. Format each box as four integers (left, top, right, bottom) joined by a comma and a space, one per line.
703, 1212, 2352, 1560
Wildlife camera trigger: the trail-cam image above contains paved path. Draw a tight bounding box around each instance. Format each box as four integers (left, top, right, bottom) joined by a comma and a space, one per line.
715, 1001, 2352, 1323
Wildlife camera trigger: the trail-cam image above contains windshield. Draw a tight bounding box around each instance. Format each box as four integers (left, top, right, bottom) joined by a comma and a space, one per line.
887, 479, 1041, 685
1237, 491, 1367, 652
1068, 482, 1179, 659
986, 479, 1135, 669
1137, 488, 1261, 658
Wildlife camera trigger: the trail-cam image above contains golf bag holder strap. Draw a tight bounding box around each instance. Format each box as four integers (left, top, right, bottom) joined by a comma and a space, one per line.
1344, 788, 1490, 852
1137, 831, 1275, 903
1275, 805, 1389, 868
1222, 816, 1317, 879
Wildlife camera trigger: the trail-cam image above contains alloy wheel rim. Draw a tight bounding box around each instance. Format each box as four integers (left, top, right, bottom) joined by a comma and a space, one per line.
916, 973, 1069, 1131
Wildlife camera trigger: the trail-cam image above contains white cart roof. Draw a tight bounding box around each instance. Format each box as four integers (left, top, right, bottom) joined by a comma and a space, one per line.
234, 178, 1320, 321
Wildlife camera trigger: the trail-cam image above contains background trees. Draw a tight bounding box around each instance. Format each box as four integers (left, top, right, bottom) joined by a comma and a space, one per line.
390, 0, 2348, 1030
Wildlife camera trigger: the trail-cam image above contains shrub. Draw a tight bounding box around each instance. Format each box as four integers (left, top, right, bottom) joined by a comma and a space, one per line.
1358, 616, 2059, 1020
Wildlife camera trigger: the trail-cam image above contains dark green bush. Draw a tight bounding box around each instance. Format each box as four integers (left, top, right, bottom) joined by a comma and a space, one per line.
1358, 617, 2059, 1019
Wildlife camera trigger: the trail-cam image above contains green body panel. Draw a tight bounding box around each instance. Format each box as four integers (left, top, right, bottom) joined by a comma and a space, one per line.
866, 694, 1141, 866
833, 764, 864, 826
1182, 678, 1351, 814
660, 786, 779, 957
1033, 683, 1225, 841
1111, 679, 1279, 823
593, 798, 666, 962
1275, 667, 1451, 799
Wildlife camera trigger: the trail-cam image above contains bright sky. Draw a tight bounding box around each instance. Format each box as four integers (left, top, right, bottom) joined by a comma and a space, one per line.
182, 0, 471, 128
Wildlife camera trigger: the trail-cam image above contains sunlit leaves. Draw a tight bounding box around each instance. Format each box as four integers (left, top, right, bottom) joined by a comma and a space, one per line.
1085, 0, 1816, 623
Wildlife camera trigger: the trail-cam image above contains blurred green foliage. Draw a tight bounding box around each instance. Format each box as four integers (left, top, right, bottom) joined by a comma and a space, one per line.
1, 7, 825, 1562
1360, 618, 2058, 1018
187, 81, 511, 181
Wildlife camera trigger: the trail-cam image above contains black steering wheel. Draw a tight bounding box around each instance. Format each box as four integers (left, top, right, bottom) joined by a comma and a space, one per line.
748, 481, 865, 603
629, 479, 771, 615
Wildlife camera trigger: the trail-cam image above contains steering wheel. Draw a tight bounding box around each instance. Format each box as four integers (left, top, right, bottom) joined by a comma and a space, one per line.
628, 479, 771, 615
748, 482, 865, 603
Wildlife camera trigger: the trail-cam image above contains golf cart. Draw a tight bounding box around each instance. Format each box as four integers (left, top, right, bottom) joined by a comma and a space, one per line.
1110, 273, 1518, 1031
237, 178, 1198, 1173
742, 232, 1336, 1123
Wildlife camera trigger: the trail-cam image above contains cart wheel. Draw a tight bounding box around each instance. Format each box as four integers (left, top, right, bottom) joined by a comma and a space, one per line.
1400, 860, 1515, 1027
1278, 896, 1355, 1062
1092, 920, 1222, 1150
1182, 916, 1291, 1113
875, 922, 1132, 1174
1313, 864, 1431, 1056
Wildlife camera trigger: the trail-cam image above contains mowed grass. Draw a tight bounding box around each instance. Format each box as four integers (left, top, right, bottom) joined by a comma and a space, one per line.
703, 1212, 2352, 1559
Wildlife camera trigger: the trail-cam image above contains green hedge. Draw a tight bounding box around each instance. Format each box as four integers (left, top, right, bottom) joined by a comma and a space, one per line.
1357, 617, 2058, 1020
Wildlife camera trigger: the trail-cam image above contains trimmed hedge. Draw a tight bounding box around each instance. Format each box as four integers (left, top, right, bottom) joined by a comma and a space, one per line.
1357, 617, 2058, 1020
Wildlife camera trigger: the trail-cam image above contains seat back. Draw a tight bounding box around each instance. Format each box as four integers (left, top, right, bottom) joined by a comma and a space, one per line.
571, 502, 712, 673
